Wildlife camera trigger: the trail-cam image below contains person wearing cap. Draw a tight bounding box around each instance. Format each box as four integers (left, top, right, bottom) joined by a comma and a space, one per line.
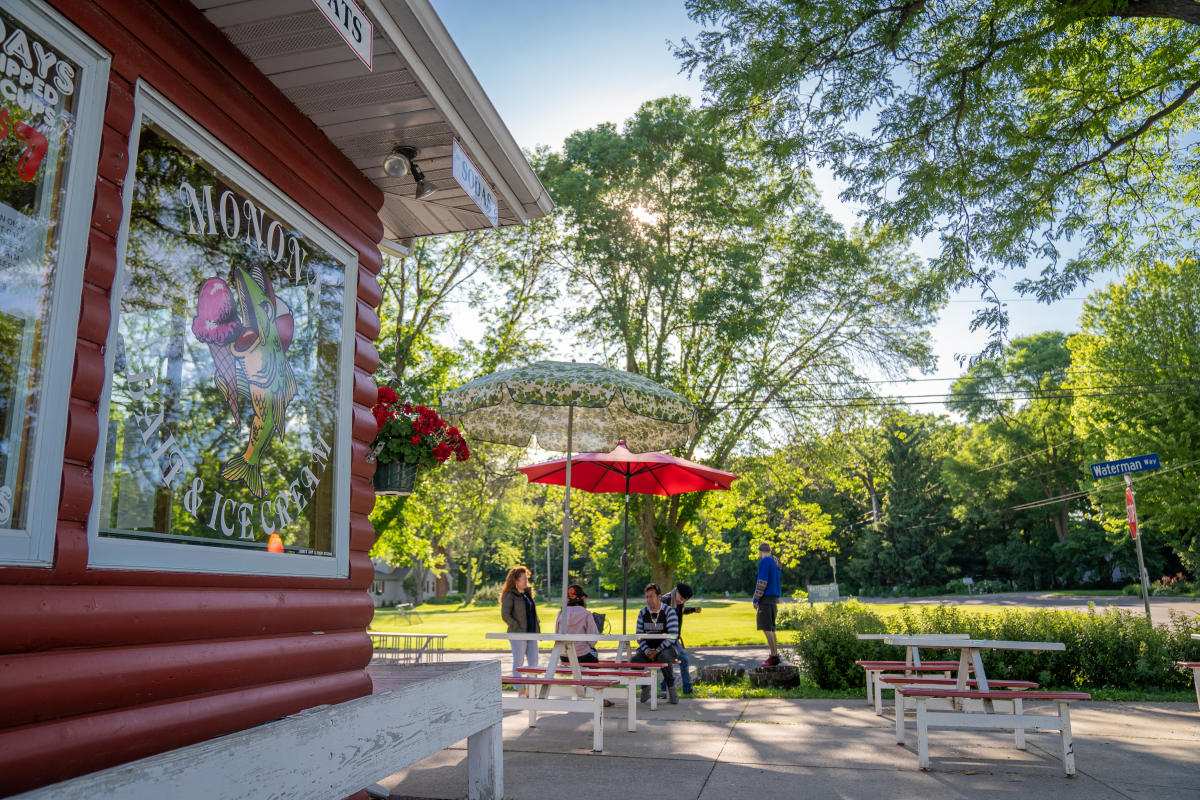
660, 583, 700, 695
633, 582, 680, 704
753, 543, 783, 666
555, 584, 601, 664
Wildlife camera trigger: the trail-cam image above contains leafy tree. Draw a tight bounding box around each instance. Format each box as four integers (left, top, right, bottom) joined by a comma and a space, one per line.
945, 332, 1083, 543
846, 413, 958, 590
677, 0, 1200, 355
1068, 259, 1200, 573
541, 96, 942, 587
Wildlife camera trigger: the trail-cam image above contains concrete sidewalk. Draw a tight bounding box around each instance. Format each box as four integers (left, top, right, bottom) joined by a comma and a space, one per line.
377, 698, 1200, 800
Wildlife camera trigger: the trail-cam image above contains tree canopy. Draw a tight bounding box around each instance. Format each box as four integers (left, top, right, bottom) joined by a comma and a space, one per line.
676, 0, 1200, 356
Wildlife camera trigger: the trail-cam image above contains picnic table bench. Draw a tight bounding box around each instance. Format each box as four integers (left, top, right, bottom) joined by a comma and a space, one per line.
516, 667, 647, 730
488, 632, 675, 750
855, 633, 970, 706
898, 688, 1090, 775
1182, 633, 1200, 710
502, 676, 620, 751
883, 636, 1085, 775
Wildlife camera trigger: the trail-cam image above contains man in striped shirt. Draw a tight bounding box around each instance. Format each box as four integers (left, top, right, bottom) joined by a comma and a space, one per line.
632, 582, 680, 704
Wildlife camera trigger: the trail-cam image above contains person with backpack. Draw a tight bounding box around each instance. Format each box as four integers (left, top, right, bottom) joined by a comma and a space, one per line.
659, 583, 700, 695
632, 583, 680, 704
556, 584, 601, 664
752, 543, 783, 666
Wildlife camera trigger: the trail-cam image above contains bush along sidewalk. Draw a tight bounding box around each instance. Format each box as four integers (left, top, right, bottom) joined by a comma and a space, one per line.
780, 599, 1200, 692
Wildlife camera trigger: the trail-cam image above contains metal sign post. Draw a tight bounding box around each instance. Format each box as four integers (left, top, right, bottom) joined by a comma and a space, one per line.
1124, 474, 1152, 619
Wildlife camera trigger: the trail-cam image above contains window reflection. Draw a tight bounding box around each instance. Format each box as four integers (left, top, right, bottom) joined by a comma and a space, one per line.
0, 7, 81, 532
100, 122, 345, 557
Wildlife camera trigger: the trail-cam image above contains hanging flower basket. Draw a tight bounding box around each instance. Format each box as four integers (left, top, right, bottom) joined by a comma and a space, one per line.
370, 384, 470, 497
373, 459, 418, 496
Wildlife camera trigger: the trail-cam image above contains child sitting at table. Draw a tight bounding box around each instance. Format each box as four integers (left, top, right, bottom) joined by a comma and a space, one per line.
556, 584, 600, 664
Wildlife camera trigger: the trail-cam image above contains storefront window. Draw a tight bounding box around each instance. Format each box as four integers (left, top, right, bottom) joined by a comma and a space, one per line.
90, 86, 354, 577
0, 2, 106, 564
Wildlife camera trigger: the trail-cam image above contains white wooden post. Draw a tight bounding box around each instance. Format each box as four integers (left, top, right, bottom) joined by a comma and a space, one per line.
1058, 701, 1076, 777
467, 721, 503, 800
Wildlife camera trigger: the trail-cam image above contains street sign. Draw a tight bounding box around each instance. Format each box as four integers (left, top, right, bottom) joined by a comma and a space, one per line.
1089, 453, 1160, 480
452, 139, 499, 227
312, 0, 374, 71
1125, 486, 1139, 539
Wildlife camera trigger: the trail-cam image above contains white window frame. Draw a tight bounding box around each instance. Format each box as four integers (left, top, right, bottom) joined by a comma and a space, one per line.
87, 82, 356, 579
0, 0, 109, 566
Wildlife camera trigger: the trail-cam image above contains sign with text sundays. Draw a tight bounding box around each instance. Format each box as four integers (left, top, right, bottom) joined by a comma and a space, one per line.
0, 5, 84, 531
98, 115, 353, 562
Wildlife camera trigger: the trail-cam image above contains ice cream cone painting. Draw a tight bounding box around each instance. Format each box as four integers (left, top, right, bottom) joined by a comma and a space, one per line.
192, 262, 297, 498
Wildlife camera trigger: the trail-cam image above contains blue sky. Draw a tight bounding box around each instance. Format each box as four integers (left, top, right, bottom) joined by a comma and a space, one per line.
430, 0, 1111, 396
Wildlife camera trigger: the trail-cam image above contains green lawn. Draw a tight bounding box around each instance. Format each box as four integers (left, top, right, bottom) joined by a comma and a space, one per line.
370, 598, 1034, 650
370, 599, 763, 649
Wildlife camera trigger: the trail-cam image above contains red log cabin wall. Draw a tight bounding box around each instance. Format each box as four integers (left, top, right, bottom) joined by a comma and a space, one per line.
0, 0, 386, 794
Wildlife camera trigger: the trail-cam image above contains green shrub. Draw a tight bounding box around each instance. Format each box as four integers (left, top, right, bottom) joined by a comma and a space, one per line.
423, 592, 466, 606
471, 582, 505, 606
783, 600, 1200, 691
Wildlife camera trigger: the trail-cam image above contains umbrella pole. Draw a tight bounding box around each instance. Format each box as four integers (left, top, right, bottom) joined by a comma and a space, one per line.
622, 473, 630, 635
561, 405, 574, 610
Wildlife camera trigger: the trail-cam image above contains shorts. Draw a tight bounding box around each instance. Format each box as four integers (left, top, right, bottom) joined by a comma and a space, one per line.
756, 596, 779, 631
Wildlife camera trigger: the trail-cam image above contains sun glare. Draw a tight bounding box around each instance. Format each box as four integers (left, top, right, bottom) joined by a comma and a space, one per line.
630, 205, 660, 226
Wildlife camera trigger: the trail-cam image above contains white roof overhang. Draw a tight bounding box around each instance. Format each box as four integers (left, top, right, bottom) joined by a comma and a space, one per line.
191, 0, 554, 244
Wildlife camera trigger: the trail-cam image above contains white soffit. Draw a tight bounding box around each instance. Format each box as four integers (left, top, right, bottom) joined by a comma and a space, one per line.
190, 0, 554, 240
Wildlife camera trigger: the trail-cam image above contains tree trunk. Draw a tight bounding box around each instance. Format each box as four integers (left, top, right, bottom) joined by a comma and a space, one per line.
463, 554, 476, 603
1053, 502, 1070, 543
636, 499, 675, 589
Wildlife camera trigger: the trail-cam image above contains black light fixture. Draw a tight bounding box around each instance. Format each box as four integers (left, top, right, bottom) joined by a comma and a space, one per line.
383, 145, 439, 200
411, 162, 438, 200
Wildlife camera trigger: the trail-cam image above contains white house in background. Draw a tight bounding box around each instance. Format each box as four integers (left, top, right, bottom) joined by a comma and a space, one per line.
370, 558, 454, 607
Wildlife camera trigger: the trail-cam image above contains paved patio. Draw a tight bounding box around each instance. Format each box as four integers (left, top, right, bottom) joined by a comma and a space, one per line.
376, 697, 1200, 800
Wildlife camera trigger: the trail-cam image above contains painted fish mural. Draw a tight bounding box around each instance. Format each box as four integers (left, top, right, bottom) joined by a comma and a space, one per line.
192, 262, 296, 498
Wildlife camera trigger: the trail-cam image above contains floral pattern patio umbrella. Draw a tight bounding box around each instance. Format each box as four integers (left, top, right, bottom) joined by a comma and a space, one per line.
440, 361, 696, 606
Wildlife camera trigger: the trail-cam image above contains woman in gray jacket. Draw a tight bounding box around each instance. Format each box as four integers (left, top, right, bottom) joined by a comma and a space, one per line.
500, 565, 540, 675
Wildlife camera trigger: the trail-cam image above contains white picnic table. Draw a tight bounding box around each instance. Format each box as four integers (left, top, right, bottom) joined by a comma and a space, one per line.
486, 631, 676, 738
486, 631, 674, 671
883, 636, 1080, 774
857, 632, 969, 667
883, 635, 1065, 694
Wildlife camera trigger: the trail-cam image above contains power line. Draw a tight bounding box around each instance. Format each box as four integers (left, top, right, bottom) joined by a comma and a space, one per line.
697, 384, 1200, 410
1009, 457, 1200, 512
974, 396, 1188, 474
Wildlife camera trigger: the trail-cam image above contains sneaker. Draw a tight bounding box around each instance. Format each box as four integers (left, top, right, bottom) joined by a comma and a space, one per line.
668, 685, 679, 705
640, 685, 650, 703
761, 655, 781, 667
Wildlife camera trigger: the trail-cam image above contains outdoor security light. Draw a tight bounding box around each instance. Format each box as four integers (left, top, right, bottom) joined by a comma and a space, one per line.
383, 146, 416, 178
412, 163, 439, 200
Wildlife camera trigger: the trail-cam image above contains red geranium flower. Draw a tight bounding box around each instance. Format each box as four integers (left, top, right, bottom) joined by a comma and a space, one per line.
377, 386, 399, 405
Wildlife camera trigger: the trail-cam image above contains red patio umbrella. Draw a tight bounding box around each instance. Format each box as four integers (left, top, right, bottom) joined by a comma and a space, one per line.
517, 442, 738, 632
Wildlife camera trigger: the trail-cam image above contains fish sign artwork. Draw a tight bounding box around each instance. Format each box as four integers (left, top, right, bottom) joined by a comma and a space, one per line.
92, 93, 357, 576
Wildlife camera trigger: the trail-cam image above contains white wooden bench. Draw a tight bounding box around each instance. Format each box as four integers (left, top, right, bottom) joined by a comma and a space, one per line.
12, 661, 504, 800
880, 675, 1037, 717
1177, 661, 1200, 709
856, 661, 960, 712
896, 687, 1091, 776
516, 667, 645, 731
855, 632, 969, 706
502, 676, 619, 752
595, 660, 668, 709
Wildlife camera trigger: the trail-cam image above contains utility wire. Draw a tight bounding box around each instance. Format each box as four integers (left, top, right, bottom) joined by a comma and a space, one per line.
1009, 457, 1200, 511
973, 396, 1189, 474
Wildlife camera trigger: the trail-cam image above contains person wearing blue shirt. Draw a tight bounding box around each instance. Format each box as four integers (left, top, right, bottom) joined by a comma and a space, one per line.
752, 542, 783, 666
